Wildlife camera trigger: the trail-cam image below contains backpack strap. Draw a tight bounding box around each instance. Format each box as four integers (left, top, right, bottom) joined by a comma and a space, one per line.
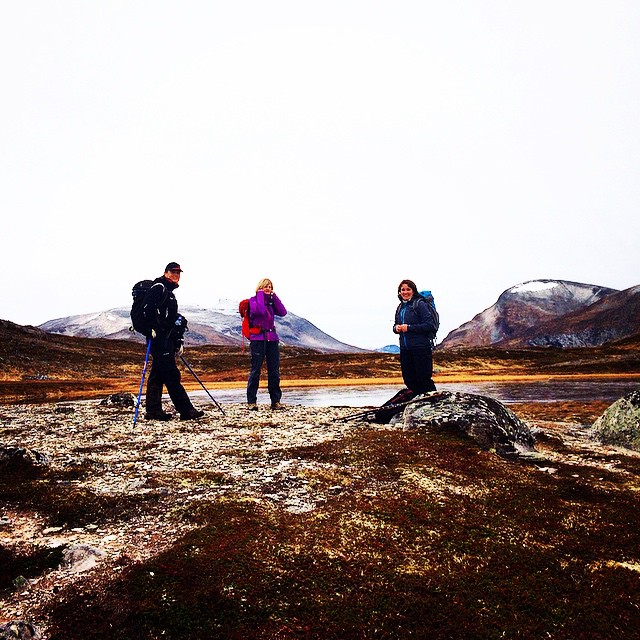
143, 282, 170, 330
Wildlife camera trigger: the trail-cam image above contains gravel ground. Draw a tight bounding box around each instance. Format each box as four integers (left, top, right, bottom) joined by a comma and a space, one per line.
0, 396, 379, 628
2, 394, 639, 637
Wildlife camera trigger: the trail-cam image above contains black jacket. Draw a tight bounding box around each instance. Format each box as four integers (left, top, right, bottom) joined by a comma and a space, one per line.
143, 276, 179, 340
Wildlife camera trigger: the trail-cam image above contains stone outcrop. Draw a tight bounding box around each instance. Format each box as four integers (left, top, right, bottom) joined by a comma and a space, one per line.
60, 544, 107, 573
590, 390, 640, 452
401, 391, 536, 456
99, 392, 136, 407
0, 621, 40, 640
0, 447, 49, 473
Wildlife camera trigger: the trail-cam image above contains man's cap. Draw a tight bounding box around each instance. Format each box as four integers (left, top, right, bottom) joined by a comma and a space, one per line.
165, 262, 183, 272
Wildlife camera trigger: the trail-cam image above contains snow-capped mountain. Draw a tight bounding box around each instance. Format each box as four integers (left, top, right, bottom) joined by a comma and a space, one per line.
439, 279, 627, 349
39, 300, 365, 353
498, 284, 640, 348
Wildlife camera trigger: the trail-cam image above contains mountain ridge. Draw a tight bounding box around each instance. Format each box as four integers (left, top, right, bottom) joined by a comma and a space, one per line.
440, 279, 639, 350
38, 302, 366, 354
497, 284, 640, 348
33, 279, 640, 353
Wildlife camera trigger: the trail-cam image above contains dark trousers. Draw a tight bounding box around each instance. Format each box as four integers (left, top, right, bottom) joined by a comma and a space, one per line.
146, 341, 193, 415
400, 348, 437, 395
247, 339, 282, 404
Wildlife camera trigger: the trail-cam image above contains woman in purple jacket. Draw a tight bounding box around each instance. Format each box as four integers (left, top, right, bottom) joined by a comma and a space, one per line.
247, 278, 287, 410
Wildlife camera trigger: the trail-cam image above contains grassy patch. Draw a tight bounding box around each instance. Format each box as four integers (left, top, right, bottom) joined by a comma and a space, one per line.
0, 544, 66, 592
0, 469, 163, 528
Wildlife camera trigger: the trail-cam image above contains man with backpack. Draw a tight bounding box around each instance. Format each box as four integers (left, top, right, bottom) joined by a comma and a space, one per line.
138, 262, 205, 421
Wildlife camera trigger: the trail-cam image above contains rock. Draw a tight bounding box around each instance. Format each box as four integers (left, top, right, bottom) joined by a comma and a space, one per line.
402, 391, 536, 456
99, 393, 136, 407
590, 390, 640, 452
0, 447, 49, 472
60, 544, 106, 573
12, 576, 28, 589
53, 405, 75, 414
0, 621, 40, 640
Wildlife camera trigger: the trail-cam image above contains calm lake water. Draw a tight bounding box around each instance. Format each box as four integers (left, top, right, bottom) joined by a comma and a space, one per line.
194, 379, 640, 407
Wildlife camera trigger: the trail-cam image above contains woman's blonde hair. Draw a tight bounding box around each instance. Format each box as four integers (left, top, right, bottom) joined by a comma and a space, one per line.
256, 278, 273, 293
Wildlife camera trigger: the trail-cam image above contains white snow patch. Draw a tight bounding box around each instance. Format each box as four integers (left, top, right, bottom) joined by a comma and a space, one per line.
510, 281, 558, 294
185, 299, 241, 317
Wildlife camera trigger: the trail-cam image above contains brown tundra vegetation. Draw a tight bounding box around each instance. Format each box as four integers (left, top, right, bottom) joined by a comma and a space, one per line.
1, 321, 640, 639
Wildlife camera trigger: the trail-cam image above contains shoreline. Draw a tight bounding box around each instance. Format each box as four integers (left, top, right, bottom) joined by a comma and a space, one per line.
183, 371, 640, 391
1, 372, 638, 406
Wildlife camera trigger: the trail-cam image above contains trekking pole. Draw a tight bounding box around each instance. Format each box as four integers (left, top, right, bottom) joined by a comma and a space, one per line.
133, 338, 152, 428
335, 392, 445, 423
334, 408, 378, 423
179, 355, 225, 415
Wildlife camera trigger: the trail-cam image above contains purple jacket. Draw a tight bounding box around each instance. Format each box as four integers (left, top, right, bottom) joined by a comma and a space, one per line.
248, 290, 287, 342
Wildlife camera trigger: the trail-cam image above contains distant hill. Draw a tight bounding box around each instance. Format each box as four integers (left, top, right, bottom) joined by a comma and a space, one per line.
0, 318, 143, 384
378, 345, 400, 354
38, 300, 365, 354
440, 280, 640, 349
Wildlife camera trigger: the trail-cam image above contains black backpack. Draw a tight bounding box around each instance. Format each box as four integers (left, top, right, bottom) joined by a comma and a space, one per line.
130, 279, 166, 336
373, 388, 417, 423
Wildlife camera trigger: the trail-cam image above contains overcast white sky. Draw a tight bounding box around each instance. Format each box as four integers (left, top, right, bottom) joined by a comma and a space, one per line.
2, 1, 639, 349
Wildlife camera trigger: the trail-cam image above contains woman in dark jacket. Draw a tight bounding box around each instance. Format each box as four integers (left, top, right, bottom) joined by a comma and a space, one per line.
393, 279, 437, 395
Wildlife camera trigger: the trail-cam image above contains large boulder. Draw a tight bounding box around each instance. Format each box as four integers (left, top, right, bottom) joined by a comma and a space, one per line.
590, 390, 640, 452
401, 391, 536, 456
0, 447, 49, 473
99, 392, 135, 407
60, 544, 106, 573
0, 621, 40, 640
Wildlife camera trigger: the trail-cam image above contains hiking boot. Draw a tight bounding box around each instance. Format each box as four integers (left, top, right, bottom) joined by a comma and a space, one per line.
248, 403, 258, 411
145, 411, 173, 421
271, 402, 285, 410
180, 408, 205, 421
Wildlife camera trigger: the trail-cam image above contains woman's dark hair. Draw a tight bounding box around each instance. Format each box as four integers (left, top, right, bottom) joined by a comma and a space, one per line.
397, 279, 418, 301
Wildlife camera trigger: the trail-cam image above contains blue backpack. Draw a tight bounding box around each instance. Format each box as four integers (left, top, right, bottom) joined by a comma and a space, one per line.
416, 290, 439, 342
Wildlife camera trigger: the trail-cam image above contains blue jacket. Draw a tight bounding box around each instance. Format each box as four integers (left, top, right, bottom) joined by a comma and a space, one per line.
249, 291, 287, 342
393, 296, 437, 350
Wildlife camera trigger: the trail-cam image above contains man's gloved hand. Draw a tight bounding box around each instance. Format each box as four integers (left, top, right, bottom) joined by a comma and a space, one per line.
175, 340, 184, 356
174, 315, 188, 341
151, 329, 157, 339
